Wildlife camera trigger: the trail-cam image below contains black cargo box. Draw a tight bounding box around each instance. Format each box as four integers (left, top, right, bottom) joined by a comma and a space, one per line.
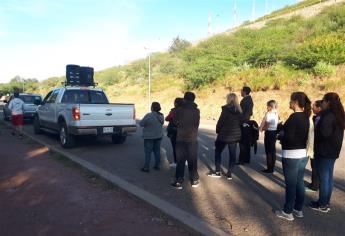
66, 64, 95, 86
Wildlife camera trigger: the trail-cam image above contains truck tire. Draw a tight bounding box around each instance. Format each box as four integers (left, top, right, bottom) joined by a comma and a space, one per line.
33, 115, 42, 134
111, 134, 127, 144
59, 122, 75, 148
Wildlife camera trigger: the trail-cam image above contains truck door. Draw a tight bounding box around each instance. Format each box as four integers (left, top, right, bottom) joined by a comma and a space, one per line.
37, 91, 53, 126
45, 89, 60, 129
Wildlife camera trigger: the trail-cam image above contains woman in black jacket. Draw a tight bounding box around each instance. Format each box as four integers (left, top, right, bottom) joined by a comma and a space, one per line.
275, 92, 311, 221
309, 92, 345, 213
208, 93, 242, 180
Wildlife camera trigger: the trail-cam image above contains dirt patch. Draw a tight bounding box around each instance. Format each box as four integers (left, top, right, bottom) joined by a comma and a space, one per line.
0, 126, 195, 236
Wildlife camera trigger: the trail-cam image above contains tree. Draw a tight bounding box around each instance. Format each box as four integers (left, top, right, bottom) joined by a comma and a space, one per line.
169, 36, 192, 53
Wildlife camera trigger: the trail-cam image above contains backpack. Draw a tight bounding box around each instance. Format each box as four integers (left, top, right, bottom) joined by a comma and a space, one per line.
248, 120, 259, 154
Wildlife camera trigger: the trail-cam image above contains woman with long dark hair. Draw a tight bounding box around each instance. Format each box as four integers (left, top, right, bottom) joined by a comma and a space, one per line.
309, 93, 345, 212
276, 92, 311, 221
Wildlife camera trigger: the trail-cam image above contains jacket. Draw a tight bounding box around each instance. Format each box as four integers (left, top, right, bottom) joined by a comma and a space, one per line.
314, 109, 344, 159
165, 108, 177, 138
139, 112, 164, 139
173, 101, 200, 142
216, 104, 242, 143
240, 95, 254, 122
281, 112, 309, 150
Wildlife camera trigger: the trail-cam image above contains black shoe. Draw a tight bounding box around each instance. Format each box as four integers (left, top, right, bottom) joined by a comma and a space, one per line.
226, 172, 232, 180
207, 171, 221, 178
237, 162, 245, 166
263, 169, 273, 174
140, 167, 149, 173
171, 182, 183, 190
191, 180, 200, 188
308, 201, 330, 213
153, 166, 160, 171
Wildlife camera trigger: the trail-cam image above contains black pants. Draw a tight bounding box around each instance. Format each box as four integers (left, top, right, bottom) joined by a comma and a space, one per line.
309, 158, 320, 190
239, 125, 251, 163
264, 130, 277, 171
215, 141, 237, 173
175, 141, 199, 183
169, 135, 177, 163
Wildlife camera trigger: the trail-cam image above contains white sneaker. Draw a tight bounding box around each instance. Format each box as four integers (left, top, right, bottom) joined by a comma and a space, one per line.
191, 180, 200, 188
185, 161, 188, 166
293, 209, 304, 218
275, 210, 294, 221
169, 163, 177, 168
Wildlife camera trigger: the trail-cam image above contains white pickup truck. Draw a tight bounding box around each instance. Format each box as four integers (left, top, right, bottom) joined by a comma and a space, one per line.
33, 87, 137, 148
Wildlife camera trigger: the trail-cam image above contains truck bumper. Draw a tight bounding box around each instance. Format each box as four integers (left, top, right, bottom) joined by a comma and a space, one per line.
68, 125, 137, 136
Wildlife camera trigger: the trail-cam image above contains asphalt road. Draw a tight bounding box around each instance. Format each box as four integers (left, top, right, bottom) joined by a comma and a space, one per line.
2, 112, 345, 236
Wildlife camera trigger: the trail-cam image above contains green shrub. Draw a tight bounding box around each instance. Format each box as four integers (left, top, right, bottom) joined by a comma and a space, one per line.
181, 59, 231, 89
313, 61, 336, 77
285, 33, 345, 68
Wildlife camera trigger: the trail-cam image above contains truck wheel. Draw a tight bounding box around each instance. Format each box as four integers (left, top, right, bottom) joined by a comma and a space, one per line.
33, 115, 42, 134
59, 123, 75, 148
111, 134, 127, 144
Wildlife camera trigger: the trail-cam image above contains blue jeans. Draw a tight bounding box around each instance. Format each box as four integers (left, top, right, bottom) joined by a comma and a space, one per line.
144, 138, 162, 169
282, 157, 308, 213
315, 157, 336, 206
215, 141, 237, 173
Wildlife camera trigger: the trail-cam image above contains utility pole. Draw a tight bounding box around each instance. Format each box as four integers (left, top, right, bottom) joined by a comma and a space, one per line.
265, 0, 268, 15
251, 0, 256, 22
144, 47, 151, 111
148, 52, 151, 111
208, 12, 212, 36
233, 0, 238, 28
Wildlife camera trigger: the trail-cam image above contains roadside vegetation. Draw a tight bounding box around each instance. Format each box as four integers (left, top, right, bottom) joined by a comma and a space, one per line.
1, 1, 344, 121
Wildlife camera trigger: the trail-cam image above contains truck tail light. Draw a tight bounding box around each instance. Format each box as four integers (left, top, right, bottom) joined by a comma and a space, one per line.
133, 106, 136, 120
72, 107, 80, 120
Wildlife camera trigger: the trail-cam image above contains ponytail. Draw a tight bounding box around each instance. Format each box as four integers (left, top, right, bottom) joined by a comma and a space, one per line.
290, 92, 311, 117
323, 92, 345, 129
304, 98, 312, 118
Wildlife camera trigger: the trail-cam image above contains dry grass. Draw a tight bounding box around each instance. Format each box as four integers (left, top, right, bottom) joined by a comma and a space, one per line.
105, 66, 345, 123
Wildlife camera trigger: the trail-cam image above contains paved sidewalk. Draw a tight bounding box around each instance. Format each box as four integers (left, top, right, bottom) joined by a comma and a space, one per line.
0, 125, 193, 236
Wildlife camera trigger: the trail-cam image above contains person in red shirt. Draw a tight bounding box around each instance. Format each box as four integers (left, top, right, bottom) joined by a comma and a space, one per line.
165, 97, 183, 168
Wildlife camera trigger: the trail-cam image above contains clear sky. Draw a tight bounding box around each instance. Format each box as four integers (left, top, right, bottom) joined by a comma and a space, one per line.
0, 0, 297, 83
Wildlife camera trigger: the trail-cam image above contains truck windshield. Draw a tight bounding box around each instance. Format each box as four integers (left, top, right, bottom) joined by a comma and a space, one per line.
19, 95, 42, 104
61, 90, 109, 104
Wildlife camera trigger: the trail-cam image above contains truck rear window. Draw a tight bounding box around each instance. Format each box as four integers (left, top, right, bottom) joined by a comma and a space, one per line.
61, 90, 109, 104
19, 95, 42, 104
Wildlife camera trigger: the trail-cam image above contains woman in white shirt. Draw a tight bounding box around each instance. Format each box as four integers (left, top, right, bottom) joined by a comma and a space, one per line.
259, 100, 279, 173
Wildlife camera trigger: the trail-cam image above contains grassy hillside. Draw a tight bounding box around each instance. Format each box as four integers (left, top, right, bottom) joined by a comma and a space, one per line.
1, 1, 345, 122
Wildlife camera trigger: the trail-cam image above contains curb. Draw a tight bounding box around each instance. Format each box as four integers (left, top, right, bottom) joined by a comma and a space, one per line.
9, 123, 230, 236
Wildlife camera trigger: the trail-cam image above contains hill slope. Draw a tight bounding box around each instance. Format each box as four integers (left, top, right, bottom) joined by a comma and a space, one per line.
1, 0, 345, 121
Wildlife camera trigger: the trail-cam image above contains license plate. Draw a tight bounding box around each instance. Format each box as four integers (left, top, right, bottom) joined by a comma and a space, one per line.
103, 127, 113, 133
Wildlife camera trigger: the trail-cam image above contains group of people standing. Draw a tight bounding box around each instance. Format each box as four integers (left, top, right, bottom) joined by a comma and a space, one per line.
138, 87, 344, 221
